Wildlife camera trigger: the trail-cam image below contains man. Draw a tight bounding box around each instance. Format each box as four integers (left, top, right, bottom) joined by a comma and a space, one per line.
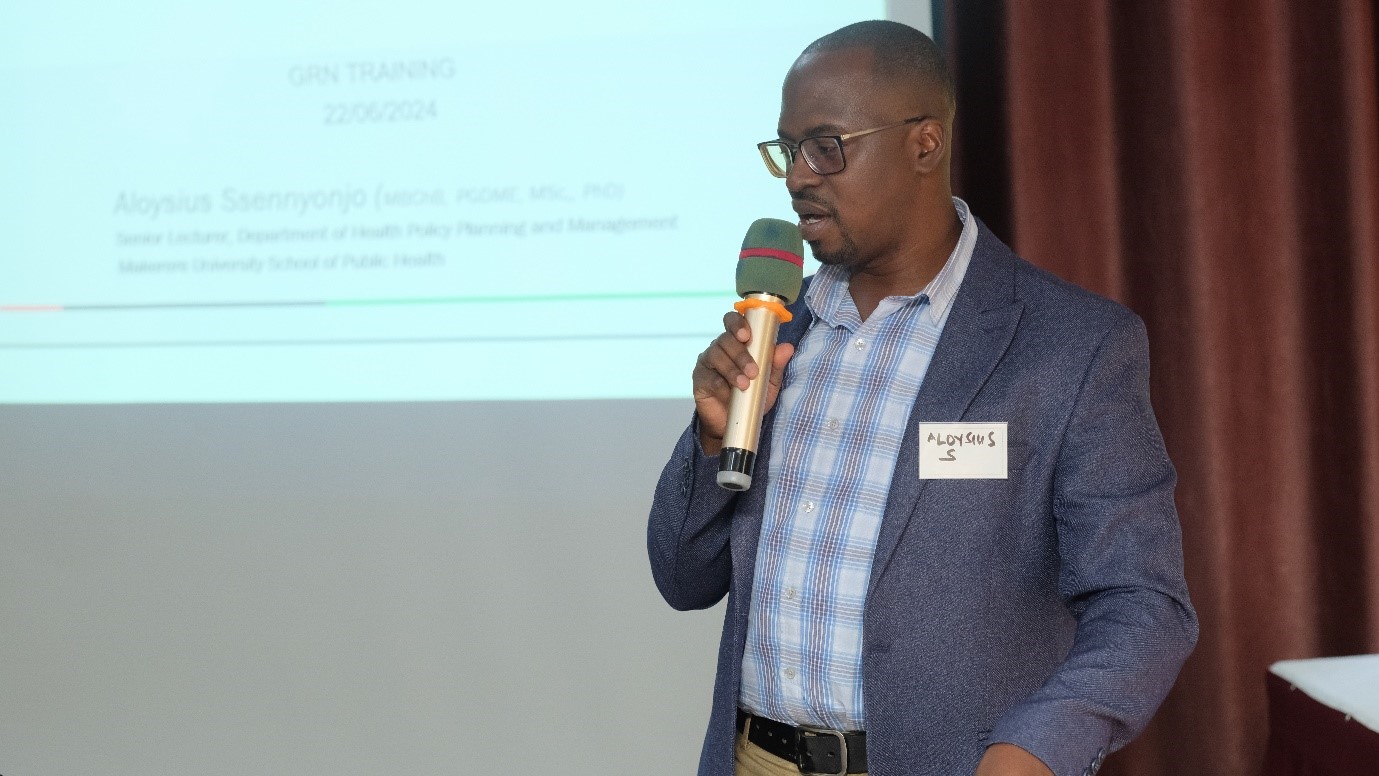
648, 20, 1196, 776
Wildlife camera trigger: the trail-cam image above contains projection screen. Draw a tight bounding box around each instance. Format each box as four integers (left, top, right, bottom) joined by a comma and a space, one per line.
0, 2, 932, 773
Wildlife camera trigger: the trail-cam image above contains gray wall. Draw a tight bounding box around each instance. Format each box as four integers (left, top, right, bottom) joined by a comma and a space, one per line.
1, 400, 720, 774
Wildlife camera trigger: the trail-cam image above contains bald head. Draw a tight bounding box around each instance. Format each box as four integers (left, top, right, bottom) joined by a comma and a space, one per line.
799, 20, 955, 120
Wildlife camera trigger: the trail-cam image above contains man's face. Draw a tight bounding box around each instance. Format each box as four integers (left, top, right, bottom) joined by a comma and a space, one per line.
778, 48, 918, 272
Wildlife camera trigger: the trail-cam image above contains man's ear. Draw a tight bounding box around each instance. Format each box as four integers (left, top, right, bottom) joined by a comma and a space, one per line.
909, 118, 946, 174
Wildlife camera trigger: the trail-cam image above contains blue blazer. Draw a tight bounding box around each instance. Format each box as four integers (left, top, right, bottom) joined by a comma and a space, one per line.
648, 223, 1198, 776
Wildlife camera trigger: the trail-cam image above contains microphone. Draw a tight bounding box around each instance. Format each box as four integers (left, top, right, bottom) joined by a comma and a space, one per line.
717, 218, 804, 491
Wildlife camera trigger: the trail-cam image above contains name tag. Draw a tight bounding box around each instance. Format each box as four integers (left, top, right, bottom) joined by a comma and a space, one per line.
918, 422, 1008, 479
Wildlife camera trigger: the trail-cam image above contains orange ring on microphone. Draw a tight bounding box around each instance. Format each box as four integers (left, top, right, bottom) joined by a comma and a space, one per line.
733, 297, 793, 323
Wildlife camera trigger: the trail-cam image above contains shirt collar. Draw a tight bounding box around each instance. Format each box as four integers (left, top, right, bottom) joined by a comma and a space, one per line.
804, 197, 978, 329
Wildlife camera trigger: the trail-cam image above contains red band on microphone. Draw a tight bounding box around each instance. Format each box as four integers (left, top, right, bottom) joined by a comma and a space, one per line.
738, 247, 804, 267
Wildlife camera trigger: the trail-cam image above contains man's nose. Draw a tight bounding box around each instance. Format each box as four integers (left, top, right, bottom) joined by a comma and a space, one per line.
785, 150, 823, 192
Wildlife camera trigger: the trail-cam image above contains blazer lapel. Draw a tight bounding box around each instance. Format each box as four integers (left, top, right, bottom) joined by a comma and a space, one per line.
867, 226, 1025, 595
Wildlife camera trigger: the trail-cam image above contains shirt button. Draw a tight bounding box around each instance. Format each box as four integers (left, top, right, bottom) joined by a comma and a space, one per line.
784, 667, 796, 680
854, 338, 865, 350
803, 501, 815, 513
784, 587, 797, 600
825, 419, 839, 431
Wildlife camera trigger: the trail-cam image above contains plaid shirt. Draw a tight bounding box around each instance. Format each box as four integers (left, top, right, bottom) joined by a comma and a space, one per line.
739, 199, 978, 731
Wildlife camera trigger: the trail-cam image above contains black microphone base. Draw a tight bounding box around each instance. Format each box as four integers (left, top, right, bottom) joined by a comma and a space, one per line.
717, 447, 757, 491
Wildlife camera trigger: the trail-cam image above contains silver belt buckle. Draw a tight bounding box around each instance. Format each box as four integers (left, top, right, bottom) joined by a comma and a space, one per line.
798, 727, 847, 776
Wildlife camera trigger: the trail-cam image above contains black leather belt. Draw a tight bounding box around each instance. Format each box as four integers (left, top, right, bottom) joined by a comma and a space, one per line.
737, 709, 868, 775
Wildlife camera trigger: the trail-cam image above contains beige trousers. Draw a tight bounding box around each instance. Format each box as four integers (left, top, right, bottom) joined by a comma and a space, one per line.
734, 726, 869, 776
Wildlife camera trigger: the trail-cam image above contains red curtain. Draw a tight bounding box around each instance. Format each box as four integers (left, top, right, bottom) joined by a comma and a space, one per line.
942, 1, 1379, 773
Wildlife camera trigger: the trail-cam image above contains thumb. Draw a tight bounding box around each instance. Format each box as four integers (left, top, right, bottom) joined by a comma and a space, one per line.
770, 342, 795, 386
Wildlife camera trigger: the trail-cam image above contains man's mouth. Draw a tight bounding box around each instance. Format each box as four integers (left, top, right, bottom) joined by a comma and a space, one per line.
793, 200, 834, 238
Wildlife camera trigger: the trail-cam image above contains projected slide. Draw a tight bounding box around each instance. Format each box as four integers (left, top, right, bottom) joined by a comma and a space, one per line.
0, 2, 890, 403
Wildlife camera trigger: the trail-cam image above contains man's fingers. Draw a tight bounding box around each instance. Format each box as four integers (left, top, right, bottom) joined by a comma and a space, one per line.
695, 335, 750, 395
692, 359, 732, 402
723, 311, 751, 343
761, 342, 795, 414
770, 343, 795, 385
701, 330, 758, 388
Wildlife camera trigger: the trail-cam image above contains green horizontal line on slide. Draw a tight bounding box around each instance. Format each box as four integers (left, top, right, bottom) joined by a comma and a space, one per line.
325, 290, 725, 306
0, 332, 716, 349
0, 290, 729, 312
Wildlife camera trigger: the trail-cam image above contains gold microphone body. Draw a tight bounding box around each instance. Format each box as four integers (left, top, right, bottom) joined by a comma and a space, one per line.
717, 292, 785, 491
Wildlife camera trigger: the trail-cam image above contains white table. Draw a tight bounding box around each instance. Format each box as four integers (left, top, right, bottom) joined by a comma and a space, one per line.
1265, 655, 1379, 775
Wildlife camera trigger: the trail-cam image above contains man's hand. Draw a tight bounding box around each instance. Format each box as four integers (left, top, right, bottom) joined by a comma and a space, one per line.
974, 743, 1056, 776
692, 311, 794, 455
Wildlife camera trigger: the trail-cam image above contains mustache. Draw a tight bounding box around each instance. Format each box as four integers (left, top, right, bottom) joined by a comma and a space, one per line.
790, 192, 835, 216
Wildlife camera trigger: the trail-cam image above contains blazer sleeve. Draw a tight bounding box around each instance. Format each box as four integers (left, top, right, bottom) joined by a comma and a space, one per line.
647, 418, 741, 611
988, 311, 1199, 776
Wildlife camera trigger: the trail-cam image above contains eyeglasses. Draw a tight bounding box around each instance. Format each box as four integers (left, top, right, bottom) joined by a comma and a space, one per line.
757, 115, 931, 178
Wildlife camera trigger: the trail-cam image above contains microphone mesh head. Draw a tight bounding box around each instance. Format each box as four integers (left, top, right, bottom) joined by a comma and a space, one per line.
737, 218, 804, 304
